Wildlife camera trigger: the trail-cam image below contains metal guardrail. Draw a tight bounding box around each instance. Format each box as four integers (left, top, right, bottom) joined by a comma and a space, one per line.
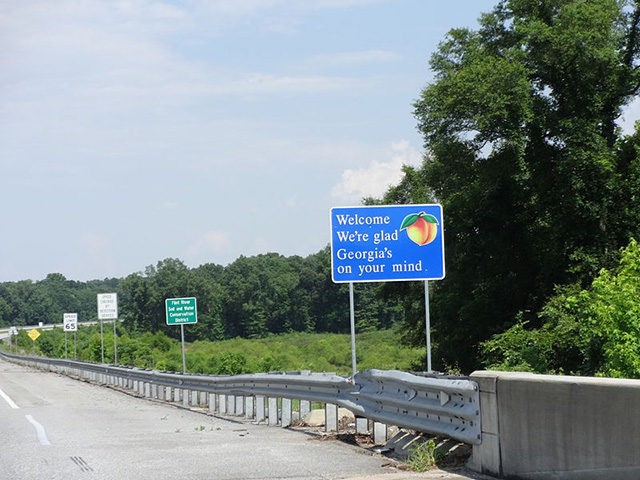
0, 350, 481, 444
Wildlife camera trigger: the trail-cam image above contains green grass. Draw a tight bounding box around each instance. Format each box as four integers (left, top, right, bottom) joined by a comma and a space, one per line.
184, 330, 423, 375
4, 327, 422, 376
407, 438, 445, 471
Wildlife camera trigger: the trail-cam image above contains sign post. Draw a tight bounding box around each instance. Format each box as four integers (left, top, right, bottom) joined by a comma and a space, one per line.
165, 297, 198, 373
63, 313, 78, 359
8, 327, 17, 348
330, 204, 445, 373
97, 293, 118, 364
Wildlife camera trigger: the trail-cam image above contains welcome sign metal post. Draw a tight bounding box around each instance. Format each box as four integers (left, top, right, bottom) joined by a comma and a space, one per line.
330, 204, 445, 374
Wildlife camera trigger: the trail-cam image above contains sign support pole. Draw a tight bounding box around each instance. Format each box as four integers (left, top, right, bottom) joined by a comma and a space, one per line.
424, 280, 432, 373
349, 282, 357, 379
113, 319, 118, 365
100, 319, 105, 363
74, 331, 77, 359
180, 324, 187, 374
65, 332, 68, 359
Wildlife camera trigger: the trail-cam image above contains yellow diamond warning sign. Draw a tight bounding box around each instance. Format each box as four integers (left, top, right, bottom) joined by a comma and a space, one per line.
27, 329, 41, 341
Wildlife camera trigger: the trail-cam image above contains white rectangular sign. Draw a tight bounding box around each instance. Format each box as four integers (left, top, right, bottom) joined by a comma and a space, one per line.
63, 313, 78, 332
97, 293, 118, 320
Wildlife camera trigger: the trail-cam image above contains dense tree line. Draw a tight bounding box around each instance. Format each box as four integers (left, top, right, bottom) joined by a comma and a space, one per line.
0, 274, 118, 327
0, 249, 403, 342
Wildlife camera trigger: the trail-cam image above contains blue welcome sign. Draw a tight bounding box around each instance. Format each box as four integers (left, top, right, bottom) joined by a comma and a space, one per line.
330, 204, 445, 283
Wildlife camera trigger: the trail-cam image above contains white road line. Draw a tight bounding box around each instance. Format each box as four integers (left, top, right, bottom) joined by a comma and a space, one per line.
25, 415, 51, 446
0, 387, 19, 409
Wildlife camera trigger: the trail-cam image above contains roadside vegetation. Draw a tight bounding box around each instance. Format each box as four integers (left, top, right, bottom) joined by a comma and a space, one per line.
2, 327, 422, 376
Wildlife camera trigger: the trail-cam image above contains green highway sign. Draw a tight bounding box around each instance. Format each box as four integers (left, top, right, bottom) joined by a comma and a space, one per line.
165, 297, 198, 325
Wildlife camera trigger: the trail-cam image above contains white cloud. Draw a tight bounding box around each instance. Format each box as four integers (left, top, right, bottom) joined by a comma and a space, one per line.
184, 230, 231, 263
154, 73, 366, 98
76, 233, 119, 278
162, 201, 180, 210
331, 140, 422, 202
308, 50, 400, 67
81, 233, 112, 257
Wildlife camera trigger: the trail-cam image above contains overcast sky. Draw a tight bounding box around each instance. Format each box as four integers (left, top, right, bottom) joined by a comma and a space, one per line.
0, 0, 533, 281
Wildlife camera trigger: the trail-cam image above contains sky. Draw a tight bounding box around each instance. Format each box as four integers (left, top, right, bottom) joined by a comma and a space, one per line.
0, 0, 545, 282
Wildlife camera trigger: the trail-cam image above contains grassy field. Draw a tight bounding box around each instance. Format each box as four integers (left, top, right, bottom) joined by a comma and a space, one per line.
183, 330, 424, 375
5, 327, 424, 376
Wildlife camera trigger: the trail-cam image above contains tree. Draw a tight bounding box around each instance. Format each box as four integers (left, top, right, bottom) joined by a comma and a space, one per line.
482, 239, 640, 378
119, 273, 156, 332
39, 273, 79, 320
387, 0, 640, 372
221, 253, 307, 338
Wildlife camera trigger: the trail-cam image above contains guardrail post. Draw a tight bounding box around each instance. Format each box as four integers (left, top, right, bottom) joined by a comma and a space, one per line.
219, 394, 227, 413
227, 395, 235, 414
235, 396, 244, 416
300, 399, 310, 419
325, 403, 338, 432
182, 388, 190, 407
191, 390, 198, 406
355, 416, 369, 434
373, 421, 387, 444
268, 397, 279, 426
209, 393, 216, 413
173, 388, 180, 403
255, 396, 266, 423
245, 396, 254, 420
144, 383, 151, 398
199, 391, 207, 406
281, 398, 292, 427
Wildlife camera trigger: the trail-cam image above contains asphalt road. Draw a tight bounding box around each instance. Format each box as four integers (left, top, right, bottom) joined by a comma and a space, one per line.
0, 359, 492, 480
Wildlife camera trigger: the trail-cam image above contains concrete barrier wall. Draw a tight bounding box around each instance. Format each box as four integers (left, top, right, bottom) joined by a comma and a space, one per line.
470, 370, 640, 479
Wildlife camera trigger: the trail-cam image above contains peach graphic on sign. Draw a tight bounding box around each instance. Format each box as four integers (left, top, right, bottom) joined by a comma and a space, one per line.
400, 212, 438, 246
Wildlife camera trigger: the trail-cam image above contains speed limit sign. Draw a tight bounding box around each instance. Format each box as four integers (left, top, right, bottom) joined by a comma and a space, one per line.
63, 313, 78, 332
